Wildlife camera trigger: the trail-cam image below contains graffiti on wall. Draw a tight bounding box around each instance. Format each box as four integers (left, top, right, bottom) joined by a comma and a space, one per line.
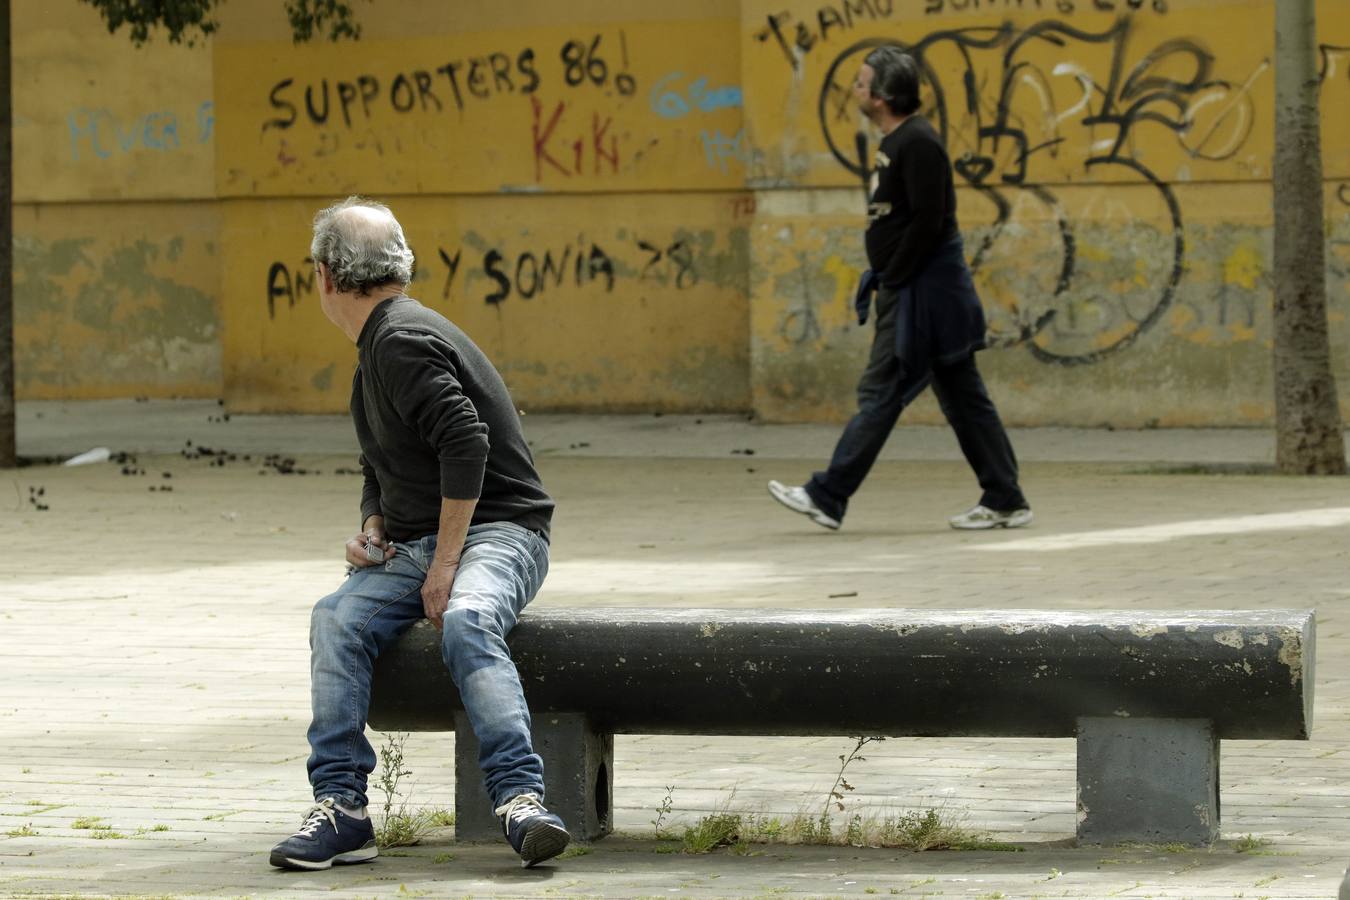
217, 20, 748, 193
257, 31, 642, 185
783, 14, 1272, 365
264, 232, 714, 319
262, 35, 634, 130
68, 101, 214, 161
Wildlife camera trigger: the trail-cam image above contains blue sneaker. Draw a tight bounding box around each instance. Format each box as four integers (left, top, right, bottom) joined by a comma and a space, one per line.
269, 798, 378, 870
494, 793, 570, 867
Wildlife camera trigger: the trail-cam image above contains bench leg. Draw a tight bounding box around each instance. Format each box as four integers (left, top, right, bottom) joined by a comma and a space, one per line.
1076, 717, 1219, 846
454, 711, 614, 843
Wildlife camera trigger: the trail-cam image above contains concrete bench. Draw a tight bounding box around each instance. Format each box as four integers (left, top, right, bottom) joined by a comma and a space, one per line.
369, 608, 1313, 846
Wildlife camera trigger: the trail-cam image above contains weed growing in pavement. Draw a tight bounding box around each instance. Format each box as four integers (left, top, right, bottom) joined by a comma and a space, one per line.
682, 812, 745, 854
678, 800, 1007, 852
1233, 834, 1273, 854
651, 785, 675, 837
373, 732, 453, 849
6, 824, 38, 837
71, 815, 127, 839
667, 736, 1017, 854
679, 790, 745, 853
557, 845, 592, 859
821, 736, 883, 832
90, 828, 128, 839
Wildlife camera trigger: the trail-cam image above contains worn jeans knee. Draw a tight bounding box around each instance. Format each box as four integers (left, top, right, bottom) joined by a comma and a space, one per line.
438, 524, 548, 807
305, 563, 424, 810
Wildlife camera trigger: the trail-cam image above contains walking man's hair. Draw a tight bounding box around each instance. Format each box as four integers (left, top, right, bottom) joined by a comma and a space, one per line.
864, 46, 922, 116
311, 197, 415, 295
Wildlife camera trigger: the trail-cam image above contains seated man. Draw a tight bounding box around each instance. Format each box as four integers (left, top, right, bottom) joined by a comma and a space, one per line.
269, 197, 568, 870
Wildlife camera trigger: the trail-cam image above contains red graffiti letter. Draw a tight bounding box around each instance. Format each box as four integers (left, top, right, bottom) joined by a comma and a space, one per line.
592, 114, 618, 174
531, 95, 569, 180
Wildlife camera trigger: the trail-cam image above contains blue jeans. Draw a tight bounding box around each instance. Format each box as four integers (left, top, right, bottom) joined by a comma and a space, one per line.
306, 521, 550, 810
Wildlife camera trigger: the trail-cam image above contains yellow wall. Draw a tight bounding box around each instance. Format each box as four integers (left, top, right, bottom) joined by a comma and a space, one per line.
738, 1, 1348, 187
13, 0, 1350, 425
211, 0, 752, 413
14, 3, 215, 202
213, 19, 743, 196
13, 0, 220, 400
743, 0, 1350, 424
219, 193, 751, 412
14, 203, 221, 400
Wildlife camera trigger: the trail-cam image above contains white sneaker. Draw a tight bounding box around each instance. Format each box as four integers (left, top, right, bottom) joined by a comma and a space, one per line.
949, 504, 1033, 530
767, 480, 841, 530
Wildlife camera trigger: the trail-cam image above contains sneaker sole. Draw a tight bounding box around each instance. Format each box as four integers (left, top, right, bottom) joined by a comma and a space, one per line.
519, 822, 571, 868
766, 484, 841, 531
269, 842, 378, 871
950, 511, 1034, 531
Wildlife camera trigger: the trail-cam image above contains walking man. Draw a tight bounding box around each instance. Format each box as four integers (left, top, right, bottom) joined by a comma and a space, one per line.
768, 47, 1031, 532
269, 198, 569, 870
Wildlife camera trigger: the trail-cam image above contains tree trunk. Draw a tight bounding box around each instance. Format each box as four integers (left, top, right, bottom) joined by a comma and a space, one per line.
0, 0, 13, 469
1272, 0, 1346, 474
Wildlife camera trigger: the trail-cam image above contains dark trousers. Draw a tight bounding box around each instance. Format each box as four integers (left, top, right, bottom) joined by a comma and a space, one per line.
805, 288, 1027, 523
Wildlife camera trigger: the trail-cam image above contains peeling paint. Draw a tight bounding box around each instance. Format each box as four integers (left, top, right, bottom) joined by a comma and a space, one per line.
1276, 628, 1305, 687
1223, 244, 1263, 290
14, 214, 221, 400
310, 363, 335, 392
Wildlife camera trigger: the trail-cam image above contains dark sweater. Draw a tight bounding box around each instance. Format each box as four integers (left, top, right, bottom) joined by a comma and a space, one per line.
864, 115, 959, 289
352, 296, 553, 542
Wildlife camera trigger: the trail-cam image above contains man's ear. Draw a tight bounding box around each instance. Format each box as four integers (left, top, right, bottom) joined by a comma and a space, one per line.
316, 262, 334, 293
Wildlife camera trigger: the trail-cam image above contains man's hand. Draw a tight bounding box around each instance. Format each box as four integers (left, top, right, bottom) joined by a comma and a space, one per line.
421, 560, 459, 629
422, 497, 474, 629
345, 525, 394, 568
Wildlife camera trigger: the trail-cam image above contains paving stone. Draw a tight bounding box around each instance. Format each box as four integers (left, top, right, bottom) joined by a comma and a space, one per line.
2, 409, 1348, 896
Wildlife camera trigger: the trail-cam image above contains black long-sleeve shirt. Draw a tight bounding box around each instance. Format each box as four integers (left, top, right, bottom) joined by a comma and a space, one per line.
864, 115, 959, 288
352, 296, 553, 542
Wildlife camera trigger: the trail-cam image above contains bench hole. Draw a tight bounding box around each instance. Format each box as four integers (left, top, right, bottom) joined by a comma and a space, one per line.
595, 760, 610, 825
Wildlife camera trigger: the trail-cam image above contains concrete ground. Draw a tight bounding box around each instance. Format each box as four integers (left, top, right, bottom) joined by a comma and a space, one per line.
3, 400, 1350, 898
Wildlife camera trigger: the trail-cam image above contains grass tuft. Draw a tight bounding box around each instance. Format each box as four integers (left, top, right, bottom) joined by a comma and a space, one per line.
90, 828, 128, 839
373, 733, 456, 849
682, 813, 745, 854
656, 738, 1022, 855
1233, 833, 1273, 854
557, 845, 592, 859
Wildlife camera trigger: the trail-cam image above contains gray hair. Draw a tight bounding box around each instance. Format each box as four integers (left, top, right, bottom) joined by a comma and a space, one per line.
310, 197, 415, 295
864, 46, 921, 116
